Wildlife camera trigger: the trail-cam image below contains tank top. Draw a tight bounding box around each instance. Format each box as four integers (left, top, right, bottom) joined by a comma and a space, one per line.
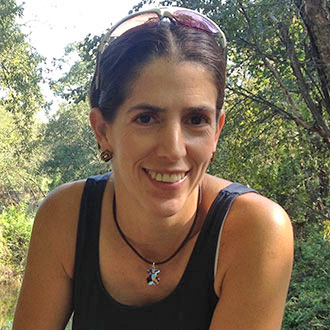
72, 173, 257, 330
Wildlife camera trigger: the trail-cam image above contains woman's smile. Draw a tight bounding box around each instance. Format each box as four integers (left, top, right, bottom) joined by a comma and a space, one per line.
143, 168, 188, 183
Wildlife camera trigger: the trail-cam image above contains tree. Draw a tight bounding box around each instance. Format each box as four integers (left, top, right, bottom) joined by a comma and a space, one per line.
0, 107, 45, 206
50, 34, 101, 104
295, 0, 330, 102
0, 0, 46, 207
40, 101, 108, 189
0, 0, 45, 125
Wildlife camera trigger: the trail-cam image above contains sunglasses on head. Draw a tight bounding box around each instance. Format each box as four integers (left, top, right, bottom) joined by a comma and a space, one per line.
95, 7, 227, 89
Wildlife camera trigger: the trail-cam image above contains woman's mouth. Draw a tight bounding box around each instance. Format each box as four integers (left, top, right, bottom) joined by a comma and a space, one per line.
144, 169, 188, 183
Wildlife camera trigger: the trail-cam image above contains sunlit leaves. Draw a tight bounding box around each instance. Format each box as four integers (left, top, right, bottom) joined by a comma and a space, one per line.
0, 0, 47, 207
40, 101, 108, 189
0, 0, 44, 122
50, 34, 101, 104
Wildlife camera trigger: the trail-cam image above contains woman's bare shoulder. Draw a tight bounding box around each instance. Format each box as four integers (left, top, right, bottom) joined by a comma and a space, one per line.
33, 180, 87, 278
230, 190, 292, 237
204, 174, 291, 232
215, 183, 293, 290
206, 175, 293, 280
36, 180, 86, 227
40, 180, 86, 212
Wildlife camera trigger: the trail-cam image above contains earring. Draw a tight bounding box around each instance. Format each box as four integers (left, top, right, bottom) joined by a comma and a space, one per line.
210, 152, 216, 163
100, 150, 113, 162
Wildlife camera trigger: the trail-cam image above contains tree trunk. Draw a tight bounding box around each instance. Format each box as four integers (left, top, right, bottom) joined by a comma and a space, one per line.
295, 0, 330, 115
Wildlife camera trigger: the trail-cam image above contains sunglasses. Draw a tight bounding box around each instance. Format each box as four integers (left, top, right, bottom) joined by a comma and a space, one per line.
95, 7, 227, 89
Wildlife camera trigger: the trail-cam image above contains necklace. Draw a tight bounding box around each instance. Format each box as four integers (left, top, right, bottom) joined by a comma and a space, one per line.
112, 189, 200, 286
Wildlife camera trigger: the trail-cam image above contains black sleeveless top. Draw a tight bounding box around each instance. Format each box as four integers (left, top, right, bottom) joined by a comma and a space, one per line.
72, 173, 257, 330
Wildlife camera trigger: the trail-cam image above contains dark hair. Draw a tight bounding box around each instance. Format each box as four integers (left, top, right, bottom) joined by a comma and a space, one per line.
90, 22, 226, 123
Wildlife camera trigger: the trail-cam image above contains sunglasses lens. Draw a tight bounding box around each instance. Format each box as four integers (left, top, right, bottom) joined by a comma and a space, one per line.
173, 10, 219, 34
111, 13, 159, 38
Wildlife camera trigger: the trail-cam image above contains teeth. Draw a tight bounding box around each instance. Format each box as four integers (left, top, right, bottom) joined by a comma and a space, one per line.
145, 170, 186, 183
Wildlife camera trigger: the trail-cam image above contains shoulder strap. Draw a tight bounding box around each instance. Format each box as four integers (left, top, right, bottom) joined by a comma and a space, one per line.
73, 172, 110, 305
178, 182, 258, 311
210, 182, 257, 221
211, 183, 258, 276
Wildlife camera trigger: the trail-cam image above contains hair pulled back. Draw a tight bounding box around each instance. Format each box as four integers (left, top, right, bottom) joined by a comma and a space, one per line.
90, 22, 226, 123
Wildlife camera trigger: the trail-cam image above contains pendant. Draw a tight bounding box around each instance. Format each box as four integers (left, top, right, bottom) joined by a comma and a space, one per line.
146, 262, 160, 285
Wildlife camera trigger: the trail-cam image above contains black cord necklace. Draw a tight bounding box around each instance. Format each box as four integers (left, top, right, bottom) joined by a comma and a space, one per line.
112, 189, 200, 286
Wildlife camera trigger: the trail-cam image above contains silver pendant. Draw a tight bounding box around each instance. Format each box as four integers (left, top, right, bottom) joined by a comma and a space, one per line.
146, 262, 160, 285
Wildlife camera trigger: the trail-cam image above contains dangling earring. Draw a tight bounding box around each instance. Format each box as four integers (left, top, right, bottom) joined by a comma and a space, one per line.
100, 150, 113, 162
210, 152, 216, 163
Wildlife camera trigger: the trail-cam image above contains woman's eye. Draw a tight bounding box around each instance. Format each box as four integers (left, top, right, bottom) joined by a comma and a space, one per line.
134, 113, 154, 125
189, 115, 209, 125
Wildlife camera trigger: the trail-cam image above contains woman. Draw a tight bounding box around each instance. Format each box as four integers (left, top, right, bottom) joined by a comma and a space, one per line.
13, 7, 293, 330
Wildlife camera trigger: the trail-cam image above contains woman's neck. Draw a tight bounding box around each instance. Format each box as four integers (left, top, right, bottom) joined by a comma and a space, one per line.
111, 180, 201, 259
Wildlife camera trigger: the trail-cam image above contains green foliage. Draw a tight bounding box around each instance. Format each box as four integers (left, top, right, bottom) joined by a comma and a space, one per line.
283, 229, 330, 329
0, 0, 45, 124
0, 204, 33, 276
0, 203, 34, 328
323, 220, 330, 240
50, 34, 101, 104
40, 101, 108, 189
0, 0, 47, 208
208, 96, 329, 226
0, 107, 47, 208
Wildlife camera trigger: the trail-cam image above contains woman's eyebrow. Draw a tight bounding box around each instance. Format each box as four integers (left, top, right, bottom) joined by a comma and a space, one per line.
183, 106, 216, 114
127, 104, 216, 114
127, 103, 166, 113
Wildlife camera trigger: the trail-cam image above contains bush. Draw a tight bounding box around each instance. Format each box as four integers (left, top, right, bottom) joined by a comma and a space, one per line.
283, 227, 330, 329
0, 204, 34, 276
0, 203, 34, 328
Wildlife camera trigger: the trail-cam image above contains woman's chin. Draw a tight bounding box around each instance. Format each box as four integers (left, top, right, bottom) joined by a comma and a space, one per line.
145, 198, 186, 219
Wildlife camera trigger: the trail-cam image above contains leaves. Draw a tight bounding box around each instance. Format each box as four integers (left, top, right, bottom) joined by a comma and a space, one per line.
0, 0, 45, 123
50, 34, 101, 104
0, 0, 48, 208
40, 101, 108, 189
283, 228, 330, 329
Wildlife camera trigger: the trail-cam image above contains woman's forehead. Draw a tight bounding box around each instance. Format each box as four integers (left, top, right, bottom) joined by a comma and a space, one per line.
124, 58, 218, 108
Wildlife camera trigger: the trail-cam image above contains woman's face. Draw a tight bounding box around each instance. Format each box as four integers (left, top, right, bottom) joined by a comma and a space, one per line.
98, 57, 224, 217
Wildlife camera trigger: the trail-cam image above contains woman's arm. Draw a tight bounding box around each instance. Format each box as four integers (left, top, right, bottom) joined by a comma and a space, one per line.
209, 193, 294, 330
13, 181, 85, 330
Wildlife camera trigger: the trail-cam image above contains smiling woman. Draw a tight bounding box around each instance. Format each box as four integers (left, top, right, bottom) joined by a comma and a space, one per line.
93, 58, 221, 218
13, 6, 294, 330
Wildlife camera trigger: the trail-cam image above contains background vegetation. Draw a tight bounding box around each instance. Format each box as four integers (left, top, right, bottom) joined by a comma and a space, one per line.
0, 0, 329, 328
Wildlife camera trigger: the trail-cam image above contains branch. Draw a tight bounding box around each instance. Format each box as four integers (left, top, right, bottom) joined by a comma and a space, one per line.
236, 1, 310, 128
236, 1, 330, 149
0, 62, 12, 90
298, 200, 330, 221
227, 84, 318, 132
262, 57, 303, 120
277, 20, 330, 137
20, 174, 47, 198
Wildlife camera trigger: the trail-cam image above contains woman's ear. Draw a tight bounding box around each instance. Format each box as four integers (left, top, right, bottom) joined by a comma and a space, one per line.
90, 108, 112, 151
214, 110, 226, 147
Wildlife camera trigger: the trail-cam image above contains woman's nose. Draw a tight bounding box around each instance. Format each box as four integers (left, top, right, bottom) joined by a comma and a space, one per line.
155, 123, 187, 161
